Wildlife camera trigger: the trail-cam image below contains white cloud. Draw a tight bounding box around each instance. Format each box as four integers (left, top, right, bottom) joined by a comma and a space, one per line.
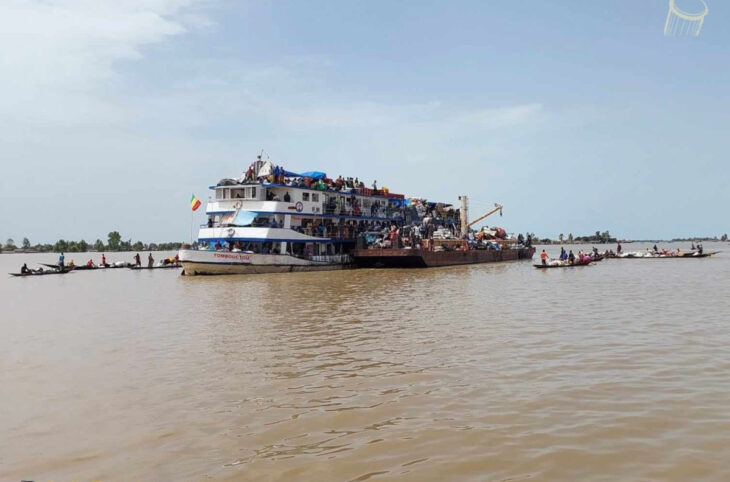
0, 0, 208, 123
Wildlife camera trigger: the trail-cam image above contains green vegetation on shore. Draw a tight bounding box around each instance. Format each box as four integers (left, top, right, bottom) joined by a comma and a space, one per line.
1, 231, 182, 253
531, 231, 728, 245
528, 231, 618, 245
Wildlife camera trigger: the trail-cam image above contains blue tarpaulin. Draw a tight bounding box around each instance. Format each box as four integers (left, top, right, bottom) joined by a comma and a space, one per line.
297, 171, 327, 179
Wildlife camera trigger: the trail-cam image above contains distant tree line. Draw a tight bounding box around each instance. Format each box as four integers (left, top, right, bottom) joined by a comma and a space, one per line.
534, 231, 730, 244
1, 231, 182, 253
531, 230, 618, 245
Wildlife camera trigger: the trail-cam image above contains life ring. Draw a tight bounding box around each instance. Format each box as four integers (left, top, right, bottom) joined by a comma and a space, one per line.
226, 227, 235, 237
232, 201, 242, 210
295, 201, 303, 213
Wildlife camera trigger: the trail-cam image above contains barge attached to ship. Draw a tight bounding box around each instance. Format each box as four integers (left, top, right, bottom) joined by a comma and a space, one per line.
352, 244, 534, 268
179, 156, 534, 275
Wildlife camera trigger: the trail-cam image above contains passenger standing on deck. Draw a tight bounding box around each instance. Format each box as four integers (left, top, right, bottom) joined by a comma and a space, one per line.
101, 253, 106, 266
148, 253, 154, 268
59, 252, 65, 269
540, 249, 548, 266
560, 247, 566, 259
617, 243, 622, 254
653, 244, 658, 253
134, 253, 141, 267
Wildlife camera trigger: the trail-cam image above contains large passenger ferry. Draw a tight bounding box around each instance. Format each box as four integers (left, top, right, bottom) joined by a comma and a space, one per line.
179, 156, 534, 275
179, 157, 407, 275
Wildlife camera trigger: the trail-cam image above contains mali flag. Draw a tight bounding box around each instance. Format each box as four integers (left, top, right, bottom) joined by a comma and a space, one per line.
190, 194, 201, 211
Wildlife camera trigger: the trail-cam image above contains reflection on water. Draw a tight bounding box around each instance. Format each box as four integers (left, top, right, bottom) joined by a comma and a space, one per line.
1, 243, 730, 481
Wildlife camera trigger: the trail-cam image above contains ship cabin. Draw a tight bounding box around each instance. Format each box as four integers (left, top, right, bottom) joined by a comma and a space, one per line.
197, 162, 408, 259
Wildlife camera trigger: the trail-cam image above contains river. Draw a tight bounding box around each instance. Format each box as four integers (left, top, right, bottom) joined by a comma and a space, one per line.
1, 242, 729, 481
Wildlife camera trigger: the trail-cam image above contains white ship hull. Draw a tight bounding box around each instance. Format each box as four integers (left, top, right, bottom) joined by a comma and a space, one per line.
178, 249, 353, 276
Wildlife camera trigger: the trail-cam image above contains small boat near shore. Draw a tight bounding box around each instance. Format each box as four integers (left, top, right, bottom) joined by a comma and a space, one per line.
9, 269, 72, 277
609, 251, 719, 259
128, 264, 181, 270
534, 260, 592, 269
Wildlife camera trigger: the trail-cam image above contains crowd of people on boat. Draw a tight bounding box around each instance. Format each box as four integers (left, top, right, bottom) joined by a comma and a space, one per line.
540, 247, 598, 266
236, 157, 397, 198
538, 241, 712, 267
18, 252, 181, 274
606, 242, 706, 258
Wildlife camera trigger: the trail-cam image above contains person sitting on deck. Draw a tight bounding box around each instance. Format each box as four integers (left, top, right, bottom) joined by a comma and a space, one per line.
568, 250, 575, 265
208, 217, 214, 228
540, 249, 548, 266
270, 218, 279, 228
87, 259, 94, 267
21, 263, 31, 274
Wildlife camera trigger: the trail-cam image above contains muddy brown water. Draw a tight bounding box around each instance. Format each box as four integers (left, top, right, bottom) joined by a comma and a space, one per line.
1, 243, 729, 481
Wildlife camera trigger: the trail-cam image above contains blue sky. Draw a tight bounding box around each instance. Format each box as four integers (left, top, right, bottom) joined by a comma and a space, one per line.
1, 0, 727, 243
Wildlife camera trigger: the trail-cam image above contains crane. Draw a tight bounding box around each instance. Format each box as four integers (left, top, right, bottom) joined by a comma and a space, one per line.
467, 203, 503, 229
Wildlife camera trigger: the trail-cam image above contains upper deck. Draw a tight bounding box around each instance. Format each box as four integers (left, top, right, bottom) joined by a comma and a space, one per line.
208, 181, 406, 222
